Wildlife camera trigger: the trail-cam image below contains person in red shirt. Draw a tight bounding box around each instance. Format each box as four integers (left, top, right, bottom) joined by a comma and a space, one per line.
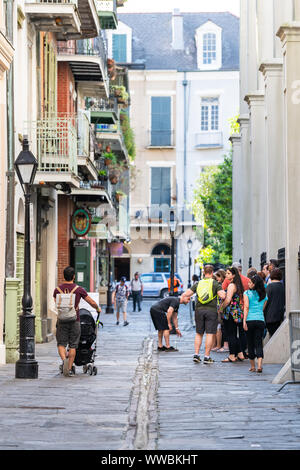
222, 262, 250, 291
53, 266, 101, 377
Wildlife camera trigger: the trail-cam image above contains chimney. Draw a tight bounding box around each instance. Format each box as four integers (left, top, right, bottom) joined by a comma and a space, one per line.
172, 8, 184, 50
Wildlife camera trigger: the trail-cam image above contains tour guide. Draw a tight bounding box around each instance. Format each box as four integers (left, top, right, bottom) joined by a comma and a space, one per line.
150, 295, 190, 351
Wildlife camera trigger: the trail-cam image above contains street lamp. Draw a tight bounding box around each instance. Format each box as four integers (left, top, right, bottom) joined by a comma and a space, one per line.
106, 235, 114, 314
187, 238, 193, 288
169, 209, 177, 296
14, 136, 39, 379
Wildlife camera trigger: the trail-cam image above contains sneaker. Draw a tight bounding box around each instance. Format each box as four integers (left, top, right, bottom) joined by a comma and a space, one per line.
203, 356, 215, 364
116, 321, 119, 325
123, 321, 129, 326
165, 346, 178, 352
193, 355, 201, 363
67, 369, 76, 377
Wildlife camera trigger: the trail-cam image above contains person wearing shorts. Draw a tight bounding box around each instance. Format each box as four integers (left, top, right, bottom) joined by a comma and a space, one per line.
150, 295, 190, 352
53, 266, 101, 377
112, 276, 129, 326
181, 265, 225, 364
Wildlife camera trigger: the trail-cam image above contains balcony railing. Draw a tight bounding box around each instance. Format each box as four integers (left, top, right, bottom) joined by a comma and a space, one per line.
148, 130, 175, 147
77, 111, 91, 158
79, 177, 113, 200
57, 36, 108, 60
26, 115, 77, 175
195, 131, 223, 148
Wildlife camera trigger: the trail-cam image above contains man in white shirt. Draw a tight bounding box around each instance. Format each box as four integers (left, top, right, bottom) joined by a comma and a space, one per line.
131, 272, 143, 312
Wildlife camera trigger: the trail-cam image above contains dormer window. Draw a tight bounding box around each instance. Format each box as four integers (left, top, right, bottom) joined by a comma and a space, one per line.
196, 21, 222, 70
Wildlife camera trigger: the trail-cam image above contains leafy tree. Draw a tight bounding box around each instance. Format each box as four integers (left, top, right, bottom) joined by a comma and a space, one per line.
192, 154, 233, 266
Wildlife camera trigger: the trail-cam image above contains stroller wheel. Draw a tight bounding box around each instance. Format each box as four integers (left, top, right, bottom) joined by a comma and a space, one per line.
83, 365, 88, 374
87, 365, 93, 376
92, 366, 98, 376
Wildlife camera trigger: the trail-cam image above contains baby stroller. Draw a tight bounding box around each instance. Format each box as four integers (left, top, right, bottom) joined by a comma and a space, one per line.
74, 308, 102, 376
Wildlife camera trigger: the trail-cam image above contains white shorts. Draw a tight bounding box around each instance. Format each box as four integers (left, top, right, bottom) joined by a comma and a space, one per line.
116, 299, 127, 312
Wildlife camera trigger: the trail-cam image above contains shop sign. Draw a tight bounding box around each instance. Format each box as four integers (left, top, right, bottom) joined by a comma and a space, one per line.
71, 208, 92, 237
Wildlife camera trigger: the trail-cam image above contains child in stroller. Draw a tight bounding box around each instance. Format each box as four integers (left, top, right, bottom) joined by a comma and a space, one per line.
74, 308, 103, 376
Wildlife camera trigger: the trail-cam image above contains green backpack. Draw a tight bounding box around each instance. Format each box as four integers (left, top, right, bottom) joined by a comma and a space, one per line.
196, 279, 216, 304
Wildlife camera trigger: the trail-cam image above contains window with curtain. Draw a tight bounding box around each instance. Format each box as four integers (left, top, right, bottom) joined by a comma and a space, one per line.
201, 97, 219, 131
112, 34, 127, 62
151, 96, 171, 146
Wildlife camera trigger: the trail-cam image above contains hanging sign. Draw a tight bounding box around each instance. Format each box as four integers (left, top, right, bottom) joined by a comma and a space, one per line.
71, 208, 92, 237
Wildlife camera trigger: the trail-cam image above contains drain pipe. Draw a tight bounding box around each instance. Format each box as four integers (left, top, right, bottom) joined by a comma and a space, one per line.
5, 0, 15, 279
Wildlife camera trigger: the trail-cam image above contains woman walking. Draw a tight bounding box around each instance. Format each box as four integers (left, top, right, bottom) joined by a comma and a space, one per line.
212, 270, 229, 352
243, 274, 268, 373
219, 267, 246, 363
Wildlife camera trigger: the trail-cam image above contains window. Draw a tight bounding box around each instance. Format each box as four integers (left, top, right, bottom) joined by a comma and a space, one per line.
201, 97, 219, 131
203, 33, 216, 65
195, 21, 222, 70
154, 259, 170, 273
112, 34, 127, 62
151, 96, 172, 146
141, 274, 154, 283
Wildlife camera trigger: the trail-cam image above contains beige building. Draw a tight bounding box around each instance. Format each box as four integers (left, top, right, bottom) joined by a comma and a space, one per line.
0, 1, 14, 363
233, 0, 300, 383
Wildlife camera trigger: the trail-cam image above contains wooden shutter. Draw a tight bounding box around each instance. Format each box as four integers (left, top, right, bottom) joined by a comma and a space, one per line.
151, 96, 171, 146
151, 167, 171, 206
112, 34, 127, 62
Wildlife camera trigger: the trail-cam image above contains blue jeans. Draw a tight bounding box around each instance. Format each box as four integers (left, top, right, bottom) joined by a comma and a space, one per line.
132, 291, 142, 311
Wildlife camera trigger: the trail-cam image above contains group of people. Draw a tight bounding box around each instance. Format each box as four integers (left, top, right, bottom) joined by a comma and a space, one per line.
150, 260, 285, 373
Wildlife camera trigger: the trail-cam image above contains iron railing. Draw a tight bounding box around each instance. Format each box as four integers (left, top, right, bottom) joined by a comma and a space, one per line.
28, 0, 78, 4
26, 115, 78, 174
89, 96, 118, 115
195, 131, 223, 148
77, 111, 91, 158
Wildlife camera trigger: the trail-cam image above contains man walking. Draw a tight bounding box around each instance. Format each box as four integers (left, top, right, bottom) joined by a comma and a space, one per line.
53, 266, 101, 377
131, 272, 143, 312
150, 295, 190, 351
112, 276, 129, 326
182, 265, 225, 364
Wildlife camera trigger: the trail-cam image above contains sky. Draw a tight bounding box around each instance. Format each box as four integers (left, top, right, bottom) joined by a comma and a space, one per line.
121, 0, 240, 17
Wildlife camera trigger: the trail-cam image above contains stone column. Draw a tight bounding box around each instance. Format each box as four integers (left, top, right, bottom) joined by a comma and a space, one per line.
256, 0, 274, 90
259, 60, 285, 260
277, 23, 300, 314
238, 115, 250, 272
245, 93, 267, 269
230, 134, 243, 263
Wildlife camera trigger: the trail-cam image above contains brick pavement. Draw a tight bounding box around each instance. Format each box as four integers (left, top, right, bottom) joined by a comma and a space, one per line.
0, 300, 299, 450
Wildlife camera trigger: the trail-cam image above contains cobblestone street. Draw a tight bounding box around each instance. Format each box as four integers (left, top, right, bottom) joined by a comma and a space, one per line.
0, 300, 299, 451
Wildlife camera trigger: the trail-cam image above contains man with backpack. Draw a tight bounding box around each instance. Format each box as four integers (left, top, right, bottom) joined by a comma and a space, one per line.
181, 265, 225, 364
53, 266, 101, 377
112, 276, 129, 326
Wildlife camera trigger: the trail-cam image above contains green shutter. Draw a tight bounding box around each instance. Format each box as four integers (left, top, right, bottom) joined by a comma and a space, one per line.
112, 34, 127, 63
151, 97, 171, 145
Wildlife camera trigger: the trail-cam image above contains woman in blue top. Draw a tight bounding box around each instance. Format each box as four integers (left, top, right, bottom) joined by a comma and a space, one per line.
243, 274, 268, 373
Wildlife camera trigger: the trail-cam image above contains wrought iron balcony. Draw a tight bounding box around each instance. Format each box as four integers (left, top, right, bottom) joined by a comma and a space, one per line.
195, 131, 223, 149
95, 0, 118, 29
57, 35, 109, 89
25, 114, 80, 187
24, 0, 82, 40
89, 97, 118, 124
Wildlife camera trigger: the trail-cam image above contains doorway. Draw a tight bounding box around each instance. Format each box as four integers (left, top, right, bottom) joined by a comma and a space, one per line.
114, 257, 130, 282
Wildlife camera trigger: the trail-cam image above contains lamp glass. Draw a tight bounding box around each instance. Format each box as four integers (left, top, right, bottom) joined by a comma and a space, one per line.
187, 239, 193, 251
16, 163, 36, 185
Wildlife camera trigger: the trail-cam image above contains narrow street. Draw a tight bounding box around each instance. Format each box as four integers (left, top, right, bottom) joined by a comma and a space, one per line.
0, 300, 299, 451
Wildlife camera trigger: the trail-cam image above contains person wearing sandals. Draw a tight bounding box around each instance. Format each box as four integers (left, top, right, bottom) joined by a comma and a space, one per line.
218, 267, 246, 363
243, 274, 268, 373
150, 295, 190, 352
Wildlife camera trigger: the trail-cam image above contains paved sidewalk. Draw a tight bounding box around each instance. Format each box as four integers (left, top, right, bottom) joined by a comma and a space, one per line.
0, 300, 299, 450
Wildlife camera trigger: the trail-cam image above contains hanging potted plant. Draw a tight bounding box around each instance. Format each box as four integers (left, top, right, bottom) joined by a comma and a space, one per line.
98, 169, 108, 181
103, 151, 117, 167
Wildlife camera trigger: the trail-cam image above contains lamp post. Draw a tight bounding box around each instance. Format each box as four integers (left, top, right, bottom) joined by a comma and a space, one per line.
106, 235, 114, 314
14, 136, 39, 379
187, 238, 193, 288
169, 209, 177, 296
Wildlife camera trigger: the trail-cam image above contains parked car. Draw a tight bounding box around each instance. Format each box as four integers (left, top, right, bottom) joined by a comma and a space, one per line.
139, 272, 184, 298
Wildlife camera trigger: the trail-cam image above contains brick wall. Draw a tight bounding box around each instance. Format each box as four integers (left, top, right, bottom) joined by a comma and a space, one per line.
57, 195, 75, 284
57, 62, 76, 115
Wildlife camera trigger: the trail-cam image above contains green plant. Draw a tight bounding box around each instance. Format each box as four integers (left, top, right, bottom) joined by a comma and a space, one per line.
111, 85, 128, 103
120, 111, 136, 161
98, 169, 107, 177
103, 151, 118, 166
